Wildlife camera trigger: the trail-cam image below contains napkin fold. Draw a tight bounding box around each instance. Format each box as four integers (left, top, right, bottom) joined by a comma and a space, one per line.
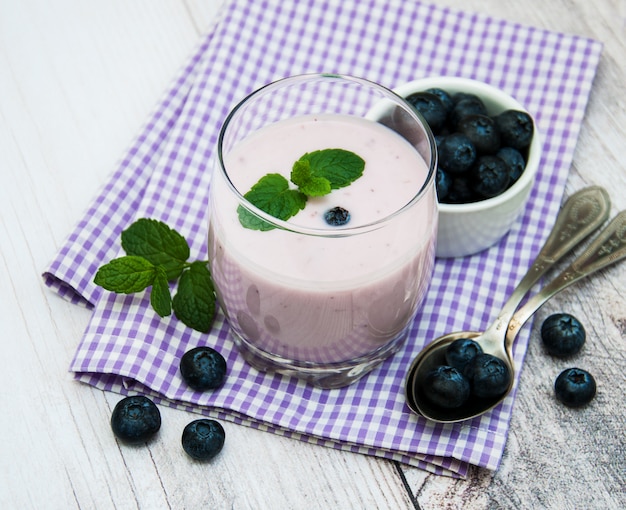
43, 0, 602, 477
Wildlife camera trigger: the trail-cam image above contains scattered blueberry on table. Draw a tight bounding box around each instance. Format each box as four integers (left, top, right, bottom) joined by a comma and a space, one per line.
110, 395, 162, 444
181, 419, 226, 461
554, 368, 596, 408
180, 346, 227, 391
541, 313, 586, 357
111, 345, 229, 457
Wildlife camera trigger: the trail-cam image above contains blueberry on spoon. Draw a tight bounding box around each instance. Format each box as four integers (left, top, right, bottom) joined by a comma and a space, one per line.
421, 365, 470, 409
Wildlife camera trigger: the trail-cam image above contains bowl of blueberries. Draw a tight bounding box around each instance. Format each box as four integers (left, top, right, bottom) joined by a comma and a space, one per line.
393, 77, 541, 258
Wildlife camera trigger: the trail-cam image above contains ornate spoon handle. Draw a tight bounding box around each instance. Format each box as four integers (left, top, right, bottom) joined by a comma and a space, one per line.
507, 209, 626, 346
485, 186, 610, 339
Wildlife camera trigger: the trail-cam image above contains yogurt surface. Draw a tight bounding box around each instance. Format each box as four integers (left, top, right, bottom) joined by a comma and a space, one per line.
209, 113, 437, 363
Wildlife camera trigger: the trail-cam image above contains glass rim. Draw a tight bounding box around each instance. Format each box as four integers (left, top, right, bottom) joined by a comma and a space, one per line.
216, 72, 437, 238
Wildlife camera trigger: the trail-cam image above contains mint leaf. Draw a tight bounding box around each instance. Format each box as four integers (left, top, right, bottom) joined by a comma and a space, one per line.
121, 218, 189, 280
237, 149, 364, 230
172, 261, 216, 333
237, 206, 275, 231
290, 158, 332, 197
238, 173, 307, 231
297, 149, 365, 190
94, 256, 156, 293
150, 266, 172, 317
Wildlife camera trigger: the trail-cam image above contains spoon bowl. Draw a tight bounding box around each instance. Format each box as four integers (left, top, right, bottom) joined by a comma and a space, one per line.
405, 187, 625, 423
405, 330, 510, 422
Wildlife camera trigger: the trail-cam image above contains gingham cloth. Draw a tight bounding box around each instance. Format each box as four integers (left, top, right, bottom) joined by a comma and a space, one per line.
43, 0, 602, 477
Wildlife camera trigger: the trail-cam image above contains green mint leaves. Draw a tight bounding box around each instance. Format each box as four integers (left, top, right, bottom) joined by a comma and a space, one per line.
295, 149, 365, 190
171, 261, 216, 334
121, 218, 190, 279
290, 159, 332, 197
93, 256, 158, 293
238, 174, 307, 231
238, 148, 364, 230
94, 219, 216, 333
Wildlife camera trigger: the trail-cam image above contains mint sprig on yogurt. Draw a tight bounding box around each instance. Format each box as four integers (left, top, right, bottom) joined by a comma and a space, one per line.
237, 173, 307, 231
238, 148, 365, 230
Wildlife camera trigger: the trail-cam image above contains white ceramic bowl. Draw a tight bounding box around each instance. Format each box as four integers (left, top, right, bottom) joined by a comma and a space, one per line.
393, 77, 541, 258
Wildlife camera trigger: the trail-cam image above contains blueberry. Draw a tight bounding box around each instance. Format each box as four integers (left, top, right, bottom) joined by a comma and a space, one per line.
182, 419, 226, 460
425, 87, 454, 116
469, 155, 510, 198
541, 313, 586, 357
463, 353, 511, 399
445, 176, 479, 204
437, 133, 477, 174
495, 109, 534, 150
435, 168, 451, 201
450, 96, 488, 128
401, 86, 534, 205
496, 146, 526, 184
457, 114, 501, 154
554, 368, 596, 407
111, 395, 161, 444
421, 365, 471, 409
405, 91, 447, 133
324, 206, 350, 226
451, 92, 482, 104
434, 134, 446, 151
180, 346, 227, 391
445, 338, 483, 372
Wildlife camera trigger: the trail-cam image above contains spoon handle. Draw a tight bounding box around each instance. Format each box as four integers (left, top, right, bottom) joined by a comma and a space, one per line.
506, 209, 626, 344
485, 186, 610, 337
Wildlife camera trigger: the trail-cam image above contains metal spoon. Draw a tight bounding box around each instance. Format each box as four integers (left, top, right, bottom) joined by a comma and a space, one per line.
405, 186, 614, 422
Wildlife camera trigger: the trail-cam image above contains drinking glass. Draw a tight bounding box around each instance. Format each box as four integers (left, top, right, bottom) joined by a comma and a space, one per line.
208, 74, 438, 388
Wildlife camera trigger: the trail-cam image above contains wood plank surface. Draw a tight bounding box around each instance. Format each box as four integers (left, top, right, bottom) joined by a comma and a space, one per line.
1, 0, 624, 509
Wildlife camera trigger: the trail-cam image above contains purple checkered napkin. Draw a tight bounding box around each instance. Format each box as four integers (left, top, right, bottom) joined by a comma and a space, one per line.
43, 0, 602, 477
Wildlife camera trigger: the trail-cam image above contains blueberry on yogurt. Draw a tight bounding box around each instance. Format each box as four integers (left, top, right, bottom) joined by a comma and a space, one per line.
324, 206, 351, 226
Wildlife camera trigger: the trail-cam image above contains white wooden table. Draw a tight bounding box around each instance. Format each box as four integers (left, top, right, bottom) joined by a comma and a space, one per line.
2, 1, 624, 508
